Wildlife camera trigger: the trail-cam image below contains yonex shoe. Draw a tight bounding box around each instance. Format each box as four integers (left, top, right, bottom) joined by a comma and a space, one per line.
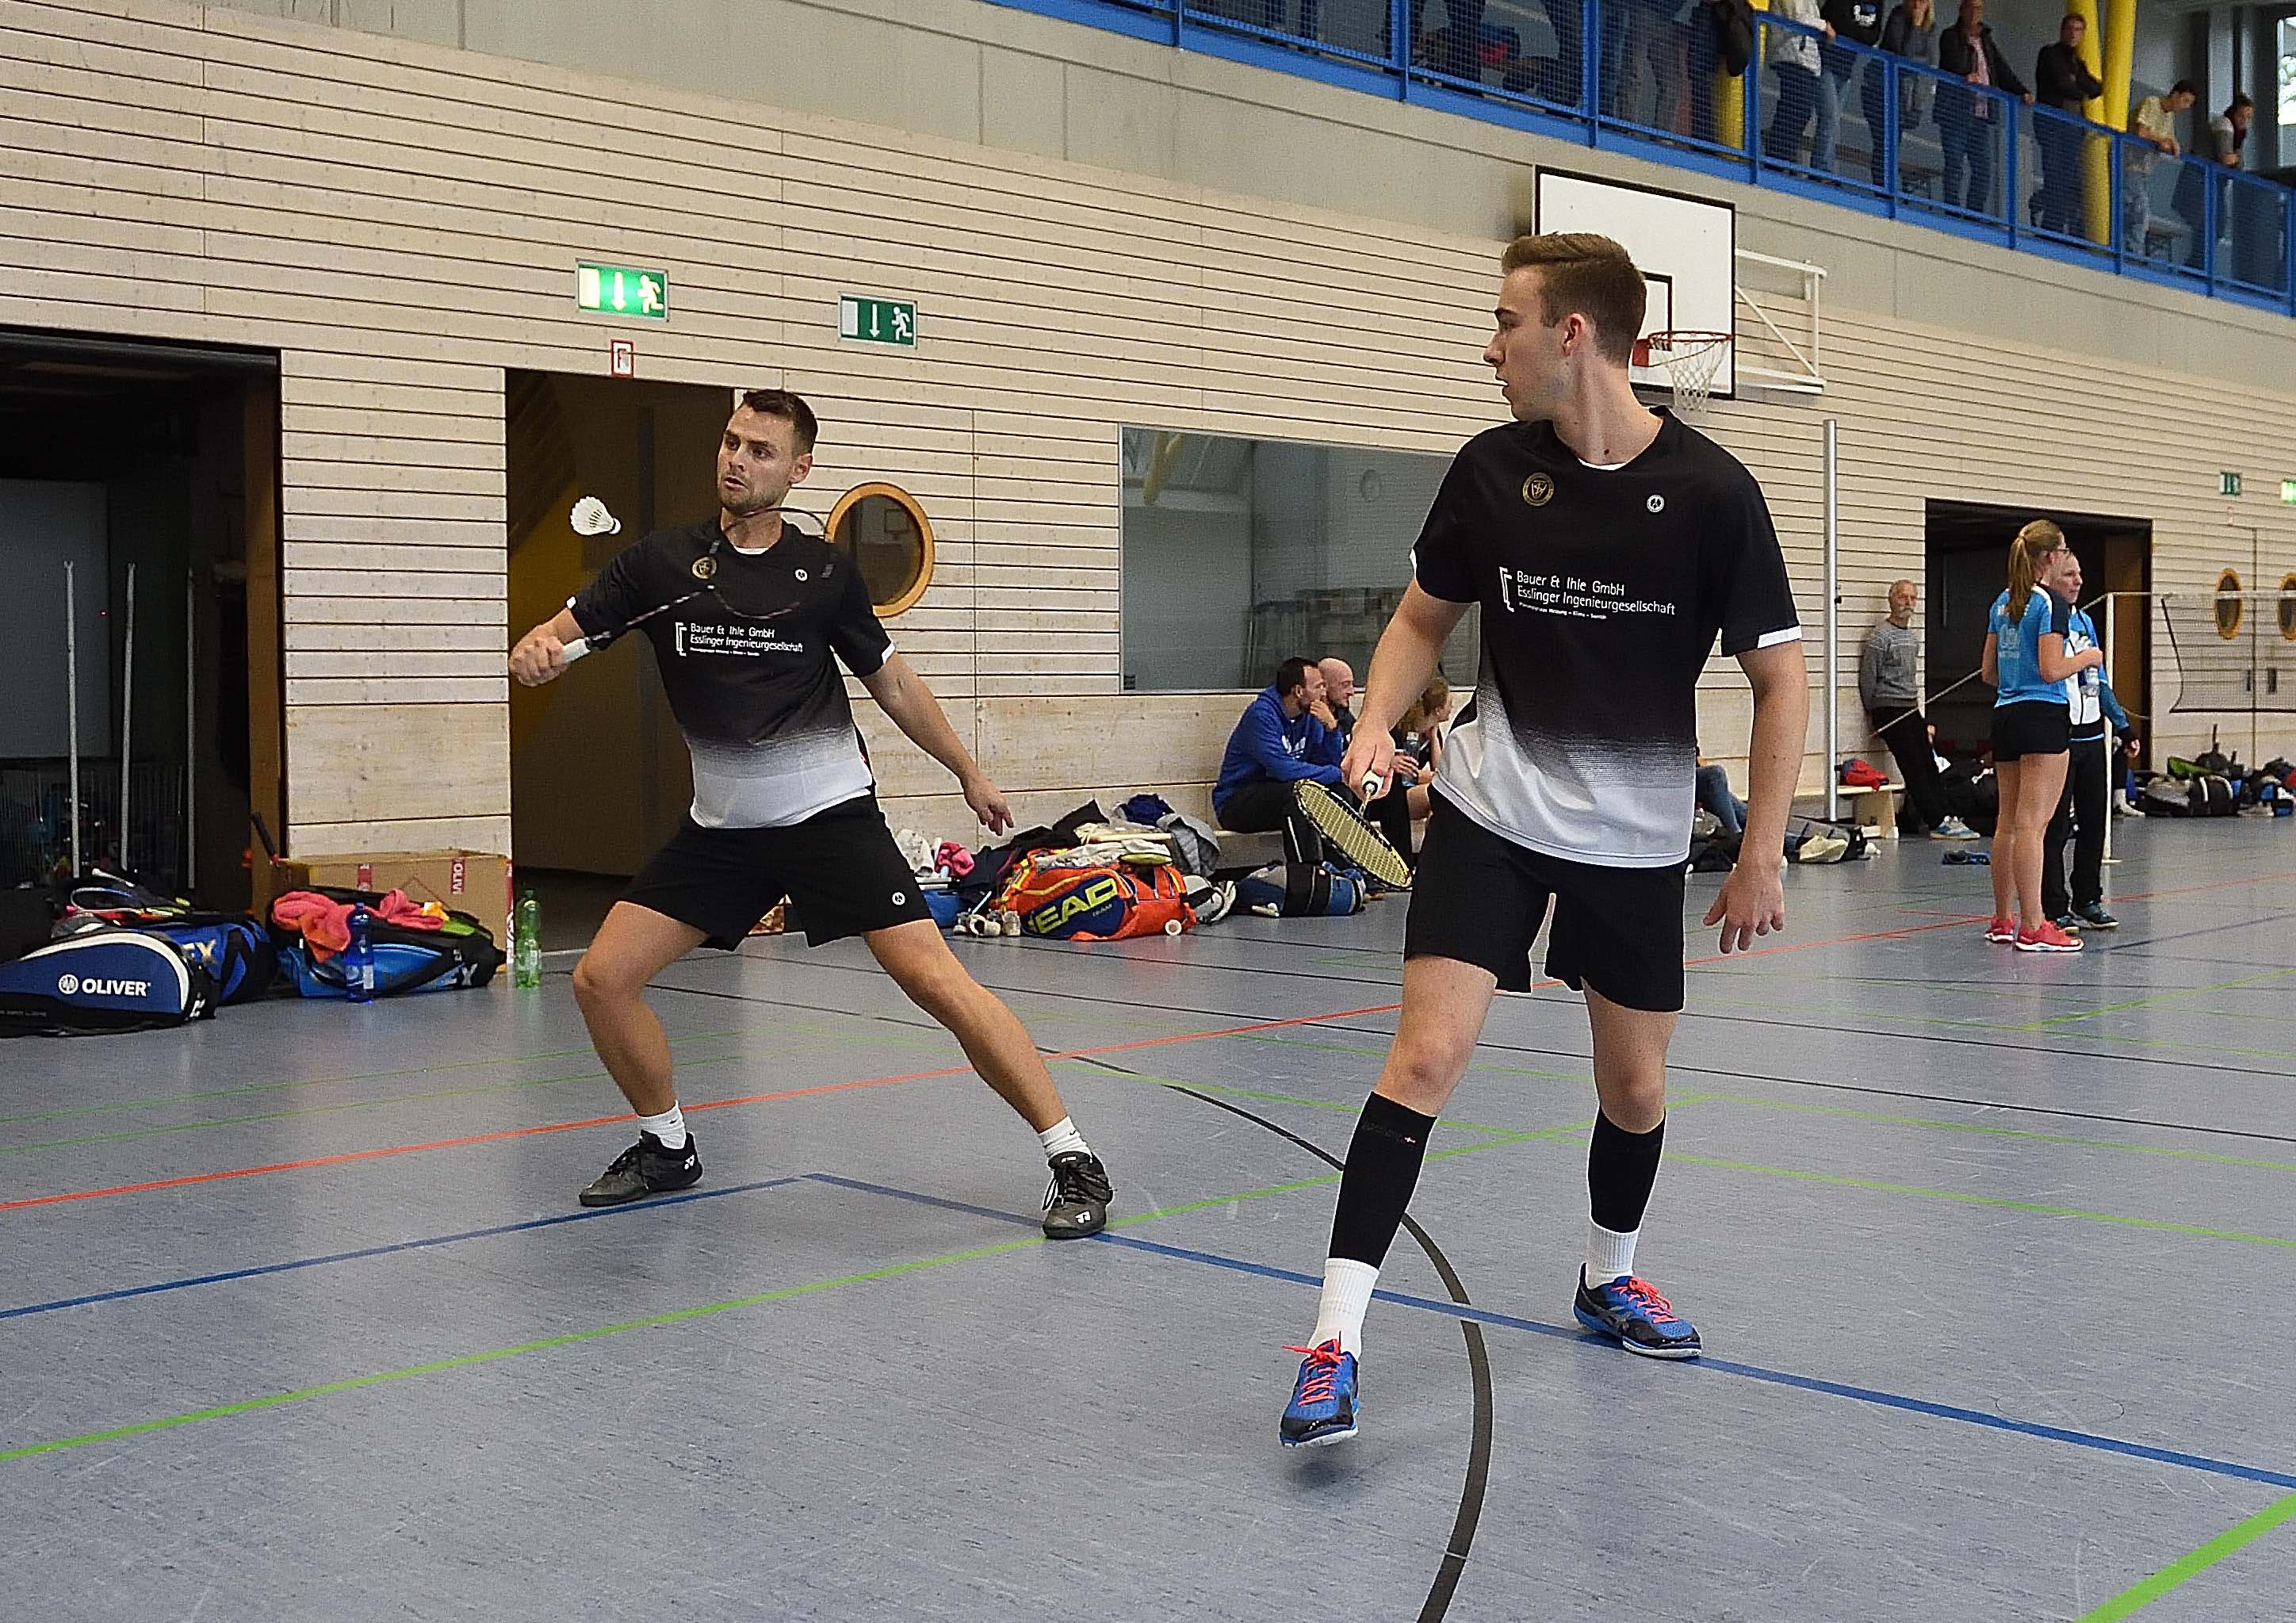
1043, 1150, 1113, 1238
1280, 1340, 1360, 1446
1984, 917, 2017, 944
1574, 1269, 1703, 1359
578, 1131, 702, 1208
2051, 913, 2085, 933
2015, 922, 2084, 953
2076, 903, 2120, 930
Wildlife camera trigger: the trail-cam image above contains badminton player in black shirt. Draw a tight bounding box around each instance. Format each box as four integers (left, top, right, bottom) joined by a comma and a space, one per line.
1280, 235, 1808, 1445
511, 390, 1114, 1235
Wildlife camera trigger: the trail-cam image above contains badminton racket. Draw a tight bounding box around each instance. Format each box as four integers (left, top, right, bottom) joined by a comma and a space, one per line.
1292, 779, 1413, 889
558, 497, 830, 664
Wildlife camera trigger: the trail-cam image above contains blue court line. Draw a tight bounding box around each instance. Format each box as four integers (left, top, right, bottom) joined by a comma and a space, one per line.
811, 1173, 2296, 1495
0, 1176, 804, 1323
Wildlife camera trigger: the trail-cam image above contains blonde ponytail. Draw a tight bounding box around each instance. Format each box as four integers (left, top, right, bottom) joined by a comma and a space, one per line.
2007, 519, 2064, 607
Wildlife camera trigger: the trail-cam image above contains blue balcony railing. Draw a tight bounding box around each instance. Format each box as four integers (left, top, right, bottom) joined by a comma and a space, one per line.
988, 0, 2296, 317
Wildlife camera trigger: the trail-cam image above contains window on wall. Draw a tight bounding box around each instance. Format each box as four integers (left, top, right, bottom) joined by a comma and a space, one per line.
1119, 429, 1479, 695
2282, 18, 2296, 145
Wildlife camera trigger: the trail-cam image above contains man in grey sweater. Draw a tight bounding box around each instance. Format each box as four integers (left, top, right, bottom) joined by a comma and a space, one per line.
1860, 580, 1977, 838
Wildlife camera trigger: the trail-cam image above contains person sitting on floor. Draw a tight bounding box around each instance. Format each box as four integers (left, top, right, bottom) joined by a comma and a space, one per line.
1213, 655, 1347, 864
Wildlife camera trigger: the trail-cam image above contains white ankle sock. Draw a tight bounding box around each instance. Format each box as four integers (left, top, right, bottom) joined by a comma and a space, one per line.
636, 1104, 687, 1150
1586, 1222, 1639, 1287
1038, 1116, 1089, 1161
1309, 1258, 1380, 1356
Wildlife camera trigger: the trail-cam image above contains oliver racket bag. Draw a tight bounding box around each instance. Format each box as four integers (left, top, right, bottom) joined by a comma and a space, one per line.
0, 928, 216, 1037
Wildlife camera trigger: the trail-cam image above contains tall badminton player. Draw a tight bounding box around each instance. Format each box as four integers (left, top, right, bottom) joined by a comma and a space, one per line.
511, 389, 1115, 1234
1277, 235, 1808, 1445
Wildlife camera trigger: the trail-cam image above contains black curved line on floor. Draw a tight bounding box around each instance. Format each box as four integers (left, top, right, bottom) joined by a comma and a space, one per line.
1067, 1052, 1491, 1623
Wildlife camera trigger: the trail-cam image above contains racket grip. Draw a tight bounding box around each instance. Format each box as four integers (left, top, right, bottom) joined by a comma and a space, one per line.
1360, 773, 1385, 802
560, 637, 592, 665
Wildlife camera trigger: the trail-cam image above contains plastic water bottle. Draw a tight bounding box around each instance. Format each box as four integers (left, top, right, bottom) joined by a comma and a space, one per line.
514, 890, 541, 989
343, 908, 377, 1004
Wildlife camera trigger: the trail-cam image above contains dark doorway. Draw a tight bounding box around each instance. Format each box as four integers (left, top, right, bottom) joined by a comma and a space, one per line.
1924, 500, 2152, 763
0, 330, 280, 907
507, 372, 733, 947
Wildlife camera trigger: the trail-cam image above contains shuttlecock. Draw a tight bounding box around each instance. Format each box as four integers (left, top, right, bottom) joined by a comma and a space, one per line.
570, 496, 622, 537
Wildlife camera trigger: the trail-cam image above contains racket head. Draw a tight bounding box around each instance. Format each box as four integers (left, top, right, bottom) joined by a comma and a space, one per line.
1293, 780, 1414, 889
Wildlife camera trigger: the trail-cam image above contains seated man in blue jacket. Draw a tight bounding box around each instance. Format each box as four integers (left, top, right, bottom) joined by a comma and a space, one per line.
1214, 656, 1347, 864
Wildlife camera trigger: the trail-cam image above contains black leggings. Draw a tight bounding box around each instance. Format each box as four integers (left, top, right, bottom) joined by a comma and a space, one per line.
1215, 779, 1323, 867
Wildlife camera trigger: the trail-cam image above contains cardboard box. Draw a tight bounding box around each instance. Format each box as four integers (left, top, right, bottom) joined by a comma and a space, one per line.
257, 849, 513, 931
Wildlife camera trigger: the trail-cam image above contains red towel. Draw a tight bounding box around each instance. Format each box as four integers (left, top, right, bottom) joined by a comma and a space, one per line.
270, 888, 442, 961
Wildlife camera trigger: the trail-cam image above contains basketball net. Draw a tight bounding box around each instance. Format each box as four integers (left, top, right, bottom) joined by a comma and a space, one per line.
1639, 330, 1732, 416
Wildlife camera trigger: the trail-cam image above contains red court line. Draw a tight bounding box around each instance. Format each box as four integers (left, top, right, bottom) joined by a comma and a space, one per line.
12, 874, 2286, 1217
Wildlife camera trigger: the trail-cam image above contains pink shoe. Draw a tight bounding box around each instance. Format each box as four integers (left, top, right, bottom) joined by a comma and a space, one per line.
1984, 917, 2016, 943
2015, 921, 2084, 953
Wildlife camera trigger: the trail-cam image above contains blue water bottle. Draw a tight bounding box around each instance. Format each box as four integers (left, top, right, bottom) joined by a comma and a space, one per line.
343, 908, 377, 1004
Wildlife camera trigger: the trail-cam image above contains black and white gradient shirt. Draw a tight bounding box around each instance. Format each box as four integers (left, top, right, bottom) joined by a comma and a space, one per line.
1411, 411, 1801, 867
570, 519, 892, 829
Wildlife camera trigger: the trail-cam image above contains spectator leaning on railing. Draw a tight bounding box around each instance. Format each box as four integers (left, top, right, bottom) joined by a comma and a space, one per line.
2175, 91, 2253, 269
1936, 0, 2031, 216
2032, 13, 2103, 235
2124, 79, 2197, 252
1694, 0, 1756, 146
1880, 0, 1939, 187
1764, 0, 1833, 167
1816, 0, 1885, 182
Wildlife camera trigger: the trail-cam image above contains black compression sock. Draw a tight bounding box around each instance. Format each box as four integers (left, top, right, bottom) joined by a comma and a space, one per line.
1327, 1093, 1439, 1269
1587, 1110, 1667, 1235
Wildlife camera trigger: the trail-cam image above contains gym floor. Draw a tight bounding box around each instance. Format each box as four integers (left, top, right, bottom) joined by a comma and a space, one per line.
4, 821, 2292, 1621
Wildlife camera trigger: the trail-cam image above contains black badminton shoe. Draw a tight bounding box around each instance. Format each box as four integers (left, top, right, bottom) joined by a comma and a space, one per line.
1574, 1269, 1703, 1358
1042, 1150, 1113, 1238
579, 1131, 702, 1208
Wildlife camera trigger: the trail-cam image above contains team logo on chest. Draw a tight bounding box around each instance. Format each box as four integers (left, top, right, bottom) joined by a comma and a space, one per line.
1521, 473, 1555, 507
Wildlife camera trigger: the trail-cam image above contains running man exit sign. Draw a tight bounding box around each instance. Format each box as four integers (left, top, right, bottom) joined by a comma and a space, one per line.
840, 294, 916, 346
2220, 471, 2242, 496
577, 262, 668, 320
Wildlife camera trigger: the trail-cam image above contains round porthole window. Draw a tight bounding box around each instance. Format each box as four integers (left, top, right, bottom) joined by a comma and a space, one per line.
828, 482, 935, 618
2214, 569, 2244, 639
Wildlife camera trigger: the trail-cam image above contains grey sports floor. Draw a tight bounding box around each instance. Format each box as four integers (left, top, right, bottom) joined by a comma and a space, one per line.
5, 821, 2294, 1621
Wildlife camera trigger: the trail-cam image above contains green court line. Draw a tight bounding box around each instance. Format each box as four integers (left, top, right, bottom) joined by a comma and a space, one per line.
2015, 967, 2296, 1032
0, 1025, 775, 1128
1698, 1093, 2296, 1176
2075, 1491, 2296, 1621
0, 1123, 1573, 1467
1668, 1154, 2296, 1250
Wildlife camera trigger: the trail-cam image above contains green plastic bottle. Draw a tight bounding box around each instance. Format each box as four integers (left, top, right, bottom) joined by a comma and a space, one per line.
514, 889, 541, 989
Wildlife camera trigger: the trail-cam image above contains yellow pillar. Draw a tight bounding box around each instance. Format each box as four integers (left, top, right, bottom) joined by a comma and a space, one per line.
2067, 0, 2108, 243
1716, 0, 1771, 155
2095, 0, 2139, 247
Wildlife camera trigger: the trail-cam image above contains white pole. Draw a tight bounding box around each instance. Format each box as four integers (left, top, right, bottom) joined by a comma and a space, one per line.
120, 562, 135, 874
2101, 591, 2117, 871
65, 561, 82, 878
1823, 419, 1839, 824
185, 568, 197, 891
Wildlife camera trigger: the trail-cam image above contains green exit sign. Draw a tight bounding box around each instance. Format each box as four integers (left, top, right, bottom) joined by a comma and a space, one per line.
2282, 479, 2296, 505
577, 262, 668, 320
2220, 471, 2243, 496
840, 294, 916, 346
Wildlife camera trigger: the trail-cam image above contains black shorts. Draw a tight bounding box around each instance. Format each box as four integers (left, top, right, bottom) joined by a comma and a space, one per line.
622, 794, 932, 950
1992, 701, 2070, 762
1403, 794, 1687, 1012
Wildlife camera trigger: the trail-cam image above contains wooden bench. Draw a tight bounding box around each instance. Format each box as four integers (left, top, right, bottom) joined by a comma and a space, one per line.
1796, 782, 1904, 839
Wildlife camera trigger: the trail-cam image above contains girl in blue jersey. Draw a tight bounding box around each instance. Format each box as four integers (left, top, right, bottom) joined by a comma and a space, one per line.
1980, 519, 2103, 952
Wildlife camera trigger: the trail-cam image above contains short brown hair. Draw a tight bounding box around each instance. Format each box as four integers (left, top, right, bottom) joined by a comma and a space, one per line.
737, 388, 819, 454
1500, 233, 1647, 365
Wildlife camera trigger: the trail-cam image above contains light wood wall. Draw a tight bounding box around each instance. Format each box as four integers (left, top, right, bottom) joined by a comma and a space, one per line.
9, 0, 2291, 860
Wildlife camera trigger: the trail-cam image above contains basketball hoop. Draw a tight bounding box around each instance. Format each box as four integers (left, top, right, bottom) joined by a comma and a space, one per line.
1636, 330, 1732, 416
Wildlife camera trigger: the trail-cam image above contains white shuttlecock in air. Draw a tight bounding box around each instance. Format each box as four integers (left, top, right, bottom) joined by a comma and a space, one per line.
570, 496, 622, 537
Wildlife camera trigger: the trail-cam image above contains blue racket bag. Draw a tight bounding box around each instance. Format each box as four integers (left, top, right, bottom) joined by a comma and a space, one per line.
0, 928, 217, 1037
277, 921, 502, 999
140, 915, 279, 1005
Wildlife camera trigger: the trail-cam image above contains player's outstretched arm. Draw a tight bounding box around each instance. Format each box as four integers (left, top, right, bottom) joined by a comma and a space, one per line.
859, 653, 1013, 834
1345, 584, 1467, 800
1706, 639, 1808, 953
511, 607, 584, 687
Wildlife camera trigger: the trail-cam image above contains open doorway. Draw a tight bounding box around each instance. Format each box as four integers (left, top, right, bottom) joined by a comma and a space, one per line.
507, 372, 733, 947
1924, 500, 2152, 764
0, 330, 280, 908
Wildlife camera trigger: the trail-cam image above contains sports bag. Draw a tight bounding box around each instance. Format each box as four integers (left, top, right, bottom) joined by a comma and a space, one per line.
141, 915, 278, 1005
991, 854, 1196, 942
2139, 779, 2191, 817
0, 928, 216, 1036
277, 917, 503, 997
2190, 775, 2237, 817
1234, 861, 1364, 918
